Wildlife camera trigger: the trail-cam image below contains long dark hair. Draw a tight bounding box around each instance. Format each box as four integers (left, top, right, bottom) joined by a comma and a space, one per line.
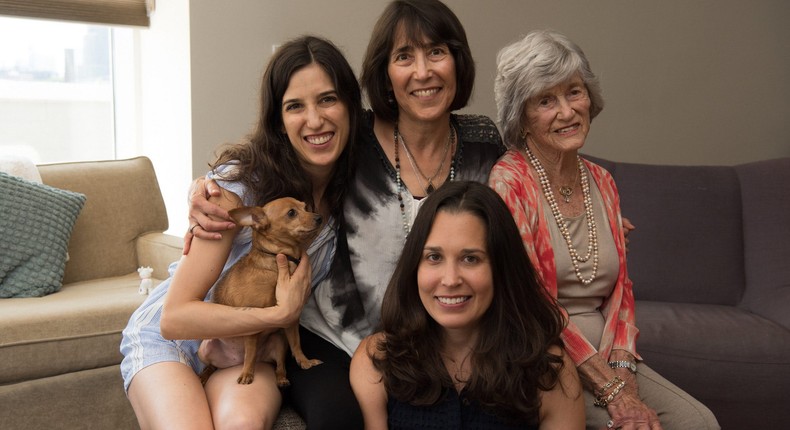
374, 181, 566, 422
211, 35, 362, 219
360, 0, 475, 123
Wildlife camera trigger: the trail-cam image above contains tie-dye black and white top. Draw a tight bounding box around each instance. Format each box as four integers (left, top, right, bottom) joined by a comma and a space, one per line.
300, 110, 505, 355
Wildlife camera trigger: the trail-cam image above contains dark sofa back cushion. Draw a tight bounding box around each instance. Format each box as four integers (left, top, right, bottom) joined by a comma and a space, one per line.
736, 158, 790, 329
586, 156, 745, 305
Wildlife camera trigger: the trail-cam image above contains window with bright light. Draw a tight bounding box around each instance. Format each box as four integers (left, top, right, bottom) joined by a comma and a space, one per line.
0, 16, 133, 164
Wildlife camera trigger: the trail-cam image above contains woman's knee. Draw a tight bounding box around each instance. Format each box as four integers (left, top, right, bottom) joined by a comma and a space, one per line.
206, 364, 283, 430
636, 365, 720, 430
212, 410, 278, 430
658, 400, 720, 430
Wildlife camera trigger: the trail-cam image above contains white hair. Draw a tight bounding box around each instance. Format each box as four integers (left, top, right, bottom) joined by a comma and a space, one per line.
494, 29, 604, 149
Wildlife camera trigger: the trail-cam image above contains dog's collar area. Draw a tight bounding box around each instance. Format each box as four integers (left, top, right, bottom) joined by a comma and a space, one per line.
256, 247, 302, 266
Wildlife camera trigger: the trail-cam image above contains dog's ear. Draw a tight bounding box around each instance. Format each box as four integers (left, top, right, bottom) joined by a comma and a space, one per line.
251, 210, 270, 231
229, 206, 269, 229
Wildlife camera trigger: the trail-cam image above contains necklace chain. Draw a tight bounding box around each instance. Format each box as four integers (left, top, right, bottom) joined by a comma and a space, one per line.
399, 129, 452, 194
400, 138, 430, 195
442, 349, 473, 390
558, 167, 577, 203
394, 122, 456, 237
525, 147, 599, 285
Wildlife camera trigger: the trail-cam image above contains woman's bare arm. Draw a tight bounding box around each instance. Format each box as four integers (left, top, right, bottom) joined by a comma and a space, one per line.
162, 187, 311, 340
350, 335, 389, 430
539, 346, 585, 429
183, 177, 236, 254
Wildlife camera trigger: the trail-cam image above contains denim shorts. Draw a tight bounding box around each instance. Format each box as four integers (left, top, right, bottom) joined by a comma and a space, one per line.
119, 276, 205, 392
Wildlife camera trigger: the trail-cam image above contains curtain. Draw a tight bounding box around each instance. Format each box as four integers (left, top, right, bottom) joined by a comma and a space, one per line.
0, 0, 153, 27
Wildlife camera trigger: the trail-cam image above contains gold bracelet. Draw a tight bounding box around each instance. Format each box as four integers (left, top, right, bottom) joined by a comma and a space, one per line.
594, 379, 627, 407
596, 375, 623, 397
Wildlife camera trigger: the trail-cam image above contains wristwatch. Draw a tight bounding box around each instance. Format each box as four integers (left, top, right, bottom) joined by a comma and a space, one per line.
609, 360, 637, 373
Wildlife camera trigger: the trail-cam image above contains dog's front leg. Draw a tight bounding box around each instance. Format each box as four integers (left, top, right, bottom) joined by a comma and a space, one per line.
237, 334, 259, 384
284, 324, 322, 370
260, 331, 291, 387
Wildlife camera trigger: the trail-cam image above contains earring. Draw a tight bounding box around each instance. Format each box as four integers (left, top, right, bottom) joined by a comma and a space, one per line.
387, 90, 395, 105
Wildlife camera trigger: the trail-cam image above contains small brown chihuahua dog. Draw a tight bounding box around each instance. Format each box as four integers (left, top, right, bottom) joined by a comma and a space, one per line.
198, 197, 323, 386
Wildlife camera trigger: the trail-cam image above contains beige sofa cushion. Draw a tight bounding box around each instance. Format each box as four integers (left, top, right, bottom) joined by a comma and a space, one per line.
38, 157, 169, 284
0, 273, 163, 384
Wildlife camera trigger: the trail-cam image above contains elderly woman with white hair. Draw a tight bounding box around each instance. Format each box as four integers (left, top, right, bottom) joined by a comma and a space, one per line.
488, 29, 719, 430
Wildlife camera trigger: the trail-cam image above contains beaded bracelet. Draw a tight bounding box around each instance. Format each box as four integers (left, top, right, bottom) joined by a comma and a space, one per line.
594, 379, 627, 407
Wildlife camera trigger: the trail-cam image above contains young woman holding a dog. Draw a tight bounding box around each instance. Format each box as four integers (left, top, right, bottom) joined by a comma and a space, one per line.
350, 181, 584, 429
120, 35, 362, 430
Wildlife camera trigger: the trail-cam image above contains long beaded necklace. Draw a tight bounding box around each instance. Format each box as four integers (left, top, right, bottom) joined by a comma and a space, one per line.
394, 122, 456, 237
524, 146, 599, 285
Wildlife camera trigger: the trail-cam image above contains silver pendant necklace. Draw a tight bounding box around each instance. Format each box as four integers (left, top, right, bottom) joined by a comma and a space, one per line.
393, 122, 456, 237
398, 126, 453, 194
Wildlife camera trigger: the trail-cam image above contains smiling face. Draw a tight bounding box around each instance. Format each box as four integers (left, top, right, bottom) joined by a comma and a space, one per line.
281, 63, 350, 178
522, 74, 592, 156
387, 25, 457, 124
417, 210, 494, 335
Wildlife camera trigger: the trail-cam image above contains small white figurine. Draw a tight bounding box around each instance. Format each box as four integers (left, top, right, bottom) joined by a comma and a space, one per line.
138, 266, 155, 295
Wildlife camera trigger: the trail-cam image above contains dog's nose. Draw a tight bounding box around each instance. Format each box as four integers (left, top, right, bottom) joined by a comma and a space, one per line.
314, 215, 322, 225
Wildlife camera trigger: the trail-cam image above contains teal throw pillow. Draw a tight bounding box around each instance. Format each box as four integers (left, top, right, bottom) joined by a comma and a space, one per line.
0, 172, 86, 298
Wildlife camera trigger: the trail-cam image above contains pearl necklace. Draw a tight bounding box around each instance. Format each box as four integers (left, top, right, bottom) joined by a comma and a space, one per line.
525, 147, 599, 285
394, 122, 456, 237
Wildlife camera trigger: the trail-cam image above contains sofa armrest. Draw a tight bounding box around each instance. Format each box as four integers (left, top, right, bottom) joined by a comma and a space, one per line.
39, 157, 170, 283
136, 233, 183, 280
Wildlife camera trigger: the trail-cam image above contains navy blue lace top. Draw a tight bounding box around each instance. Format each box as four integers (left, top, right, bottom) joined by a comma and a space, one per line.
387, 388, 539, 429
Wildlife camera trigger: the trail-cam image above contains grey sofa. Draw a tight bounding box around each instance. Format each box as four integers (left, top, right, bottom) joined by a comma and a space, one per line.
587, 155, 790, 429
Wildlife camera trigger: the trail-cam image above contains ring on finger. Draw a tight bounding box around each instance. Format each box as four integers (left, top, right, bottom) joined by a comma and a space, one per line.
189, 224, 199, 234
606, 420, 614, 429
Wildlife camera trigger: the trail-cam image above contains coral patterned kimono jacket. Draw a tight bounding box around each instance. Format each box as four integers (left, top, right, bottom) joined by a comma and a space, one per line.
489, 149, 641, 365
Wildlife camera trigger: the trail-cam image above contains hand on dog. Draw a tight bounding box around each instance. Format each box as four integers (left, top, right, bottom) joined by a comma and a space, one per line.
183, 177, 236, 254
274, 251, 312, 326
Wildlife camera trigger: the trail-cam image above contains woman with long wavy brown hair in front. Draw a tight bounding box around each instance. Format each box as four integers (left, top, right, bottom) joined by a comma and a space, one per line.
351, 181, 584, 429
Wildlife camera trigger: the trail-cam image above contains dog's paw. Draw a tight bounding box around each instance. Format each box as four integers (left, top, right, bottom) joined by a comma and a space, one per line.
276, 376, 291, 387
297, 358, 323, 370
237, 372, 255, 385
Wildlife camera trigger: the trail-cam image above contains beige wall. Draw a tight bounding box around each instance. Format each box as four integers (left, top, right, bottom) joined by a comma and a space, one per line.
189, 0, 790, 177
139, 0, 192, 235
